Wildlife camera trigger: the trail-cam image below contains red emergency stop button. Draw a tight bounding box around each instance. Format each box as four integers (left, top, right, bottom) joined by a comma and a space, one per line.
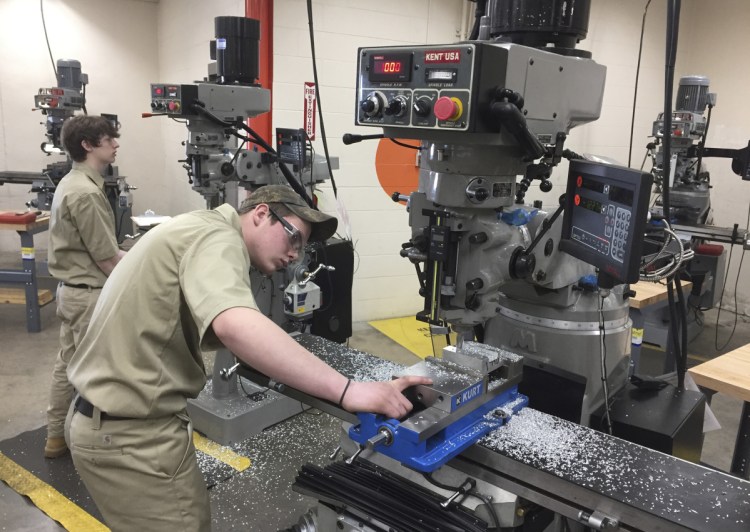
434, 96, 463, 121
168, 101, 181, 112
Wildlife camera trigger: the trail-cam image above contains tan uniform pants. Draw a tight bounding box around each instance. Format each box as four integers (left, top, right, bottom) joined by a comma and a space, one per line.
66, 406, 210, 531
47, 284, 101, 439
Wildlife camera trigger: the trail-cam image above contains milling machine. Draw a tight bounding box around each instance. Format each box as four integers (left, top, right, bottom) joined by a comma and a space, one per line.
647, 75, 750, 314
234, 1, 750, 530
145, 16, 353, 445
0, 59, 135, 242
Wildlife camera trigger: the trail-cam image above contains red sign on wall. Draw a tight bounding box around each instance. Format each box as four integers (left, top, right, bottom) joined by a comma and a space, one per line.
304, 82, 316, 140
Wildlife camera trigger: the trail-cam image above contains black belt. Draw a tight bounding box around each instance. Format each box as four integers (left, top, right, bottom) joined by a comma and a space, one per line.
62, 282, 101, 289
74, 396, 134, 421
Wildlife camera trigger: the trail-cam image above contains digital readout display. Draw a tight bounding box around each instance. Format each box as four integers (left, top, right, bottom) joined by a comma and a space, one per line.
579, 176, 605, 194
577, 195, 603, 214
609, 184, 634, 207
368, 53, 413, 82
577, 174, 634, 207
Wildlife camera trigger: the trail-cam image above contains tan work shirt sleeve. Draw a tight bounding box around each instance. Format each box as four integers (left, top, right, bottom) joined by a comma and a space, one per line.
68, 191, 119, 262
179, 230, 258, 351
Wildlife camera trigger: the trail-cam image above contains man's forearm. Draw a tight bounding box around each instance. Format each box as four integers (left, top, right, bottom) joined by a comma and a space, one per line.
95, 249, 126, 276
212, 306, 349, 403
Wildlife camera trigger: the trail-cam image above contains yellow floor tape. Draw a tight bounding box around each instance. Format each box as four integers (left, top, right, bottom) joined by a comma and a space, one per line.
368, 315, 456, 359
0, 451, 108, 531
193, 432, 251, 471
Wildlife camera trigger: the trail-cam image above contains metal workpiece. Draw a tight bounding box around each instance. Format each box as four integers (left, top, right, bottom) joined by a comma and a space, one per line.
442, 341, 523, 377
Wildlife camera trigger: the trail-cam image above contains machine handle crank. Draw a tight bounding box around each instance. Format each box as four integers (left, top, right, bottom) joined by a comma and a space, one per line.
298, 263, 335, 287
345, 427, 393, 465
329, 445, 342, 460
219, 362, 240, 380
578, 510, 619, 530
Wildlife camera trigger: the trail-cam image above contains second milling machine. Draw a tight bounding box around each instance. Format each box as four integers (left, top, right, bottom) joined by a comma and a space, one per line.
144, 16, 352, 445
234, 1, 750, 531
0, 59, 136, 242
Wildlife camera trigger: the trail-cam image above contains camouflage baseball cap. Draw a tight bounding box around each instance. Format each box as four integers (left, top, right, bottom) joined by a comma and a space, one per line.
240, 185, 338, 242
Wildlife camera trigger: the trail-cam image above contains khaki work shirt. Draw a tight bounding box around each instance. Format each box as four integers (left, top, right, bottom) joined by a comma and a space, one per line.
48, 162, 119, 287
67, 204, 258, 418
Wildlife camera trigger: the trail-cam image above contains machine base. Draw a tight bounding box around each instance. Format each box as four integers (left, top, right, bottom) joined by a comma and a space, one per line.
187, 377, 307, 446
590, 382, 706, 462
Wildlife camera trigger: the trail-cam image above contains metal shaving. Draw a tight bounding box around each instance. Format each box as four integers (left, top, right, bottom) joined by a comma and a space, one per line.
481, 408, 750, 527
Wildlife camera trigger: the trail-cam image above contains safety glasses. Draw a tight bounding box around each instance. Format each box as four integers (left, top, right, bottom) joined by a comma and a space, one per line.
268, 207, 305, 253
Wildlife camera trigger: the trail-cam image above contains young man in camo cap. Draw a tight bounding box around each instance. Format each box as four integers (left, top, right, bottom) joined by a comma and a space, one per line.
65, 184, 430, 531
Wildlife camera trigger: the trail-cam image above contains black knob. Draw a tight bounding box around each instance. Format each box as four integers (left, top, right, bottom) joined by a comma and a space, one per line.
384, 99, 402, 116
466, 278, 484, 290
469, 232, 488, 244
533, 200, 543, 208
474, 188, 489, 202
220, 162, 235, 177
539, 180, 553, 193
360, 100, 375, 113
413, 99, 431, 117
510, 247, 536, 279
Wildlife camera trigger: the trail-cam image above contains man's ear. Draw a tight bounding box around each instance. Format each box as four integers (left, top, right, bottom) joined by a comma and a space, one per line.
251, 204, 269, 227
81, 139, 93, 153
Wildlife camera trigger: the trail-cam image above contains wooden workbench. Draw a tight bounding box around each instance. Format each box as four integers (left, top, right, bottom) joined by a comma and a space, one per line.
0, 214, 53, 332
689, 343, 750, 479
628, 280, 692, 309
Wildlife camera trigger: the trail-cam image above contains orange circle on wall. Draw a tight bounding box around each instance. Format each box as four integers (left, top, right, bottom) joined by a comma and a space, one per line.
375, 138, 420, 204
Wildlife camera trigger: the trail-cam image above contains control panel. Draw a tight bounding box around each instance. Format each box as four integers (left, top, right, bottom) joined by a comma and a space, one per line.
356, 44, 505, 134
355, 42, 607, 145
150, 84, 198, 116
560, 160, 653, 284
276, 128, 307, 169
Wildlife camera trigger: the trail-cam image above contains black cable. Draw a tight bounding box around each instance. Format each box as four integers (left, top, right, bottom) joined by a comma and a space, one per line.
628, 0, 652, 168
81, 83, 88, 115
598, 292, 613, 435
712, 202, 749, 351
468, 489, 501, 530
674, 275, 689, 379
229, 139, 247, 165
306, 0, 338, 198
190, 102, 314, 208
661, 0, 681, 223
715, 245, 746, 351
389, 138, 421, 150
666, 282, 684, 389
40, 0, 57, 78
115, 199, 128, 241
238, 375, 269, 400
305, 133, 316, 201
695, 103, 713, 182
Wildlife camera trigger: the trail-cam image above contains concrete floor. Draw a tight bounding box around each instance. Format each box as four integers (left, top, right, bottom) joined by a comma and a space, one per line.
1, 266, 749, 530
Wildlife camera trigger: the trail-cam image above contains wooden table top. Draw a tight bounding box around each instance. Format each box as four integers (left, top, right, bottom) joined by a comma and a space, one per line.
689, 343, 750, 403
0, 214, 49, 232
628, 280, 693, 309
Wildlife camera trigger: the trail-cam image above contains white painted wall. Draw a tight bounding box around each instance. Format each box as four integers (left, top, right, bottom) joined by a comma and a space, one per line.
0, 0, 160, 248
1, 0, 748, 319
676, 0, 750, 316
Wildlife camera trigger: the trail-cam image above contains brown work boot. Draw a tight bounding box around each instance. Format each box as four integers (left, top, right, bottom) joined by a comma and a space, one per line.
44, 436, 68, 458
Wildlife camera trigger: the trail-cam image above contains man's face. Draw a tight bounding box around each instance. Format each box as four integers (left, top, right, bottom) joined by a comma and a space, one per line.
247, 206, 312, 275
85, 135, 119, 167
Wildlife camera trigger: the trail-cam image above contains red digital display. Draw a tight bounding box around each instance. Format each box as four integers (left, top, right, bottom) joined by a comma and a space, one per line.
368, 52, 412, 82
374, 60, 402, 74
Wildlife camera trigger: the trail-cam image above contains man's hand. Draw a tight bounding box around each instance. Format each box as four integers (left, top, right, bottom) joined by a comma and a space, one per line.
341, 376, 433, 419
